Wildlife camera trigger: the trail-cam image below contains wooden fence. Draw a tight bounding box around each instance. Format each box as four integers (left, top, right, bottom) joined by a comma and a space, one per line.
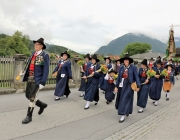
0, 56, 58, 88
0, 56, 15, 88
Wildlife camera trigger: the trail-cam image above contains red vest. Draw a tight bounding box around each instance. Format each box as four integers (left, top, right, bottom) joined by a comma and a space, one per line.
29, 53, 37, 71
122, 69, 128, 79
83, 63, 87, 71
89, 68, 94, 74
141, 70, 147, 78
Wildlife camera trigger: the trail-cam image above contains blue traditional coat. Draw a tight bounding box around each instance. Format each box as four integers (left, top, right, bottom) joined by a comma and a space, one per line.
23, 51, 49, 86
137, 68, 150, 108
115, 64, 121, 73
104, 74, 115, 101
79, 62, 91, 91
115, 65, 140, 115
53, 60, 72, 97
84, 63, 103, 102
149, 67, 164, 100
99, 63, 112, 90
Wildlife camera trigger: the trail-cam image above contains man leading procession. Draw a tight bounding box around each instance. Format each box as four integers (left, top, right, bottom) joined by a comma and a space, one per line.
21, 38, 49, 124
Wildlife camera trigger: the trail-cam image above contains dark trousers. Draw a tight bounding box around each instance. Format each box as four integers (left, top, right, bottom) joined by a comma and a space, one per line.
25, 82, 39, 102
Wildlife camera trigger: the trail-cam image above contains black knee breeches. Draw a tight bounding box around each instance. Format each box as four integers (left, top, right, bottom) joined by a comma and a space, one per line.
25, 82, 39, 102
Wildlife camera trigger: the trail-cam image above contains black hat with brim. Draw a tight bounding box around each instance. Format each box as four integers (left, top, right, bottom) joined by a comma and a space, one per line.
141, 59, 148, 66
61, 51, 70, 58
165, 64, 174, 69
91, 54, 100, 62
115, 59, 121, 63
104, 57, 112, 63
150, 57, 154, 61
33, 38, 46, 49
120, 54, 134, 64
156, 59, 162, 64
84, 54, 91, 60
108, 69, 117, 74
157, 56, 161, 59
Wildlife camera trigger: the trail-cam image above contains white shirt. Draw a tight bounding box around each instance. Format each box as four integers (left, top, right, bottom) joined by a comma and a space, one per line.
35, 50, 42, 56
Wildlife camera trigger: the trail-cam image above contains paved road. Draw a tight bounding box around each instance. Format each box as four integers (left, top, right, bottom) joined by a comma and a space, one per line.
0, 80, 180, 140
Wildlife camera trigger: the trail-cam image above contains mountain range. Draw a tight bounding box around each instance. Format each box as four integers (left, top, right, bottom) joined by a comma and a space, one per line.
96, 33, 173, 55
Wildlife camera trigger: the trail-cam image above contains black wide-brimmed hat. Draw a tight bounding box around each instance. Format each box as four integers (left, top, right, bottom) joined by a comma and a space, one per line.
150, 57, 154, 61
108, 69, 117, 74
120, 54, 133, 64
33, 38, 46, 49
61, 51, 70, 58
168, 58, 173, 61
156, 59, 162, 64
115, 59, 121, 63
104, 56, 112, 63
157, 56, 161, 59
165, 64, 174, 69
141, 59, 148, 66
91, 54, 100, 62
84, 53, 91, 60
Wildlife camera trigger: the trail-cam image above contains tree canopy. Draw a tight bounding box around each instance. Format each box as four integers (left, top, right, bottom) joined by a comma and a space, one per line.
121, 42, 152, 57
0, 31, 79, 57
0, 31, 30, 56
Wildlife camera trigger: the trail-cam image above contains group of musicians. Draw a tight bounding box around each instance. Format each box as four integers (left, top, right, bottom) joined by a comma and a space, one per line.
21, 38, 179, 124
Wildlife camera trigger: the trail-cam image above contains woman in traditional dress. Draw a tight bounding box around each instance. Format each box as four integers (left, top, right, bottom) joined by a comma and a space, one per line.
148, 58, 155, 68
137, 59, 150, 113
114, 54, 140, 123
115, 59, 121, 73
79, 54, 91, 97
83, 54, 103, 109
163, 64, 175, 101
104, 69, 117, 104
52, 51, 73, 101
99, 56, 112, 93
149, 59, 164, 106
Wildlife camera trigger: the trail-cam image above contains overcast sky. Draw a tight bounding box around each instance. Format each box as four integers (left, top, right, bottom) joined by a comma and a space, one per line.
0, 0, 180, 53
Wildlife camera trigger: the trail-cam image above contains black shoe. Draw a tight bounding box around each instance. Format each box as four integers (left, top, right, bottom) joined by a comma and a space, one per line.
94, 102, 98, 105
22, 107, 34, 124
66, 95, 69, 98
22, 116, 32, 124
166, 98, 169, 101
126, 114, 129, 117
36, 100, 48, 115
84, 106, 89, 110
119, 119, 125, 123
153, 103, 157, 106
55, 97, 60, 101
79, 94, 84, 97
138, 110, 143, 113
106, 101, 109, 104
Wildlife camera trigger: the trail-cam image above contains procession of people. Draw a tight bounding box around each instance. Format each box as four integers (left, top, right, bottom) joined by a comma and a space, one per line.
19, 37, 180, 124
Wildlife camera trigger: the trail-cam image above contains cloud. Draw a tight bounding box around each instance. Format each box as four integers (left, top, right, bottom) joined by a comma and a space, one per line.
0, 0, 180, 53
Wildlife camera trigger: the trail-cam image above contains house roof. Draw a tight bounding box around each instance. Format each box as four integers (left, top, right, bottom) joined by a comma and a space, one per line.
131, 52, 166, 59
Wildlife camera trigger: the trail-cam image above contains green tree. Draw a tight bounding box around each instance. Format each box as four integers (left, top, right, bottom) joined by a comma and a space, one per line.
0, 31, 31, 56
121, 42, 152, 57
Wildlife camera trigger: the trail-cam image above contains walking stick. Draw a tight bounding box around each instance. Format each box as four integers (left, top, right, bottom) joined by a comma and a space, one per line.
30, 88, 40, 112
16, 56, 31, 81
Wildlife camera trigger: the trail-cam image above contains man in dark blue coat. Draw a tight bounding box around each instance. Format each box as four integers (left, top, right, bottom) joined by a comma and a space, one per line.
21, 38, 49, 124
